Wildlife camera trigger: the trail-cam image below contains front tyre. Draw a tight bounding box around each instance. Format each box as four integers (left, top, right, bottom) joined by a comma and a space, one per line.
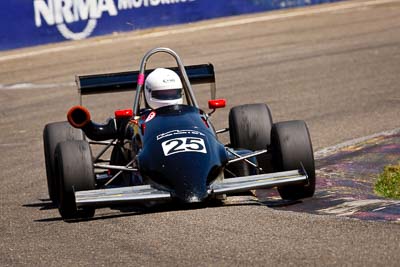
228, 103, 273, 174
271, 120, 315, 200
55, 140, 95, 220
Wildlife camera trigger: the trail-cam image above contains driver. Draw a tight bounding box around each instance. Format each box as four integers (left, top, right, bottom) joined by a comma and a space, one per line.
144, 68, 183, 109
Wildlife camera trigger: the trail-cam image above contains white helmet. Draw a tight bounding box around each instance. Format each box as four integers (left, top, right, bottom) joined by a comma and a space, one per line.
144, 68, 183, 109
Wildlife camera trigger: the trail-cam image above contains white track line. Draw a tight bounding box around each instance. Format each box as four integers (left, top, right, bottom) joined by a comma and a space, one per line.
0, 82, 74, 90
315, 128, 400, 159
0, 0, 398, 63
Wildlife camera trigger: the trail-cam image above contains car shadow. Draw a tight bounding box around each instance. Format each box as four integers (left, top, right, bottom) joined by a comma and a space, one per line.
260, 199, 302, 207
23, 198, 57, 210
26, 194, 301, 223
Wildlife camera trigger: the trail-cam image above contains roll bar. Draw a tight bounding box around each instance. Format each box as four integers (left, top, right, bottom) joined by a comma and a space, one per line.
133, 47, 198, 115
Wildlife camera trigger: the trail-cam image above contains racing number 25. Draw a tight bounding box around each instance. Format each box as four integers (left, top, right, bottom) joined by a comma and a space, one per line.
161, 137, 207, 156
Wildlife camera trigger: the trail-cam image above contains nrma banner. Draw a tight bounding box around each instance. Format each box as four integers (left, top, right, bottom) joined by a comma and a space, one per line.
0, 0, 342, 51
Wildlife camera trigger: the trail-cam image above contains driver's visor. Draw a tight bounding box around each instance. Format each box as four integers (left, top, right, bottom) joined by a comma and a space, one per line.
151, 89, 182, 100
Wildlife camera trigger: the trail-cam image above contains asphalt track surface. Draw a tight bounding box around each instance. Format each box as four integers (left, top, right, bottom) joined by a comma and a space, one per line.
1, 0, 400, 265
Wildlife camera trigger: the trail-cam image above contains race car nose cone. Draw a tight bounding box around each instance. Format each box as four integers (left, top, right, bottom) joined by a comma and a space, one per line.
174, 187, 208, 204
188, 195, 200, 203
186, 193, 206, 203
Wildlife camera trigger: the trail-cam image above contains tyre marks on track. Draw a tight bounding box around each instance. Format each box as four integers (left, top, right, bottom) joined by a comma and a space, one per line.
256, 129, 400, 223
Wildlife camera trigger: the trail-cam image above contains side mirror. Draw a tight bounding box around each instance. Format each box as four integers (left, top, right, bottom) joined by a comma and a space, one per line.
208, 99, 226, 109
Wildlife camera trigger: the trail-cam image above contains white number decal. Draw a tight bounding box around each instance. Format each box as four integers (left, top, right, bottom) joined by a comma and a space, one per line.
161, 137, 207, 156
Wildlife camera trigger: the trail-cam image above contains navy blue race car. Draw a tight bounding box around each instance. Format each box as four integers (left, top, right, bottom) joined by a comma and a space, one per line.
43, 47, 315, 220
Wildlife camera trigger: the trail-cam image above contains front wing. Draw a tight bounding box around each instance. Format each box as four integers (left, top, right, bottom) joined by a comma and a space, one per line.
75, 169, 307, 207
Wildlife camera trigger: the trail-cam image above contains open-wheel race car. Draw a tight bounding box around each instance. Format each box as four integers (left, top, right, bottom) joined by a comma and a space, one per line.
43, 47, 315, 220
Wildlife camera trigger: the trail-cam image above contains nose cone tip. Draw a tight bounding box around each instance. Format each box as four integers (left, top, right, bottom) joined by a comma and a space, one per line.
177, 191, 208, 203
187, 195, 202, 203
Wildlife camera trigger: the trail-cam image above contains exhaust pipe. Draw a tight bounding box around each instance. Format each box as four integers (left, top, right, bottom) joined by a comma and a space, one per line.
67, 105, 91, 129
67, 106, 118, 141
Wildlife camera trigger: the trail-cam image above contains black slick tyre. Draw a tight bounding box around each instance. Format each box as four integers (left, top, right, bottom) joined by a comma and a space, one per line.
228, 103, 273, 173
55, 140, 95, 220
271, 120, 315, 200
43, 121, 84, 203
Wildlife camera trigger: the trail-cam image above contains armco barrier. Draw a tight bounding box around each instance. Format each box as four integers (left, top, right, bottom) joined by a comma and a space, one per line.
0, 0, 342, 51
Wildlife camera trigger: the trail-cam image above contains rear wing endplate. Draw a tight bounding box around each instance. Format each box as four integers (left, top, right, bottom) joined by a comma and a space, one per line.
76, 64, 216, 98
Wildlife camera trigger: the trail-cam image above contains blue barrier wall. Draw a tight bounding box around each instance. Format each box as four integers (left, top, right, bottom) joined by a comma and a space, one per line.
0, 0, 343, 51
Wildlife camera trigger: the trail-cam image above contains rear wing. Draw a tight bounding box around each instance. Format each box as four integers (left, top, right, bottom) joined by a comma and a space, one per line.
76, 64, 216, 99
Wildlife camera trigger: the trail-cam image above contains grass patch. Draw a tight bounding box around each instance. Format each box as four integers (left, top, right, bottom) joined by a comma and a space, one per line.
374, 164, 400, 199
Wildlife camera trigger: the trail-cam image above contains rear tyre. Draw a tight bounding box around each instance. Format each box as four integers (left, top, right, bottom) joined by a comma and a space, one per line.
43, 121, 84, 203
55, 140, 95, 220
271, 121, 315, 200
228, 103, 273, 173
